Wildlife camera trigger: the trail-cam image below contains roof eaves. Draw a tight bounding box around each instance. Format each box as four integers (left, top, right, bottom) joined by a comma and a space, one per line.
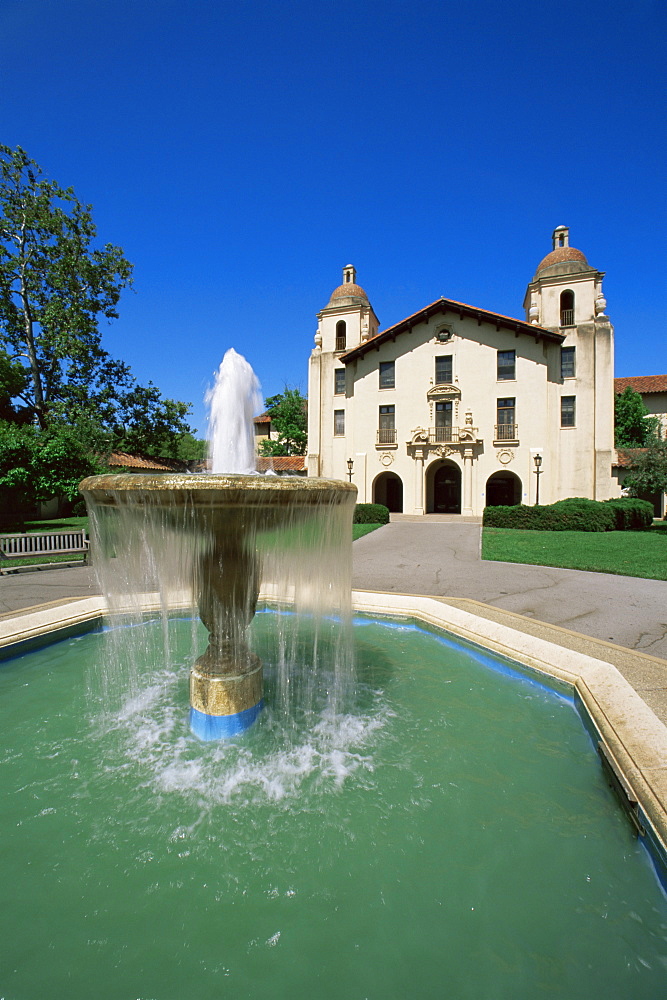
340, 296, 562, 363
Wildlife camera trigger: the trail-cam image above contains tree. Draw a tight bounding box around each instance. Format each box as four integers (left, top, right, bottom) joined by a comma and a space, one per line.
615, 386, 661, 447
622, 442, 667, 503
0, 145, 194, 459
0, 144, 134, 428
257, 387, 307, 456
0, 419, 100, 516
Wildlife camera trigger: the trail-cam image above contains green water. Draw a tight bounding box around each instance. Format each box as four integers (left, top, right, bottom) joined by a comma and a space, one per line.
1, 615, 665, 999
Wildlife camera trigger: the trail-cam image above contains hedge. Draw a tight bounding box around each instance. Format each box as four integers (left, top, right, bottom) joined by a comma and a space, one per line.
483, 496, 654, 532
353, 503, 390, 524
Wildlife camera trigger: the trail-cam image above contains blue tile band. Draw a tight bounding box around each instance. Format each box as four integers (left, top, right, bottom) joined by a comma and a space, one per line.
189, 700, 264, 740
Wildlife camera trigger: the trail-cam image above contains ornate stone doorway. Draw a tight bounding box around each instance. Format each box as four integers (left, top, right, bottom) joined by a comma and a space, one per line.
429, 462, 461, 514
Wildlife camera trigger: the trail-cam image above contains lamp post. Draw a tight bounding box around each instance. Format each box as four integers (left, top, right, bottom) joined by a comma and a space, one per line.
533, 453, 543, 505
346, 458, 354, 482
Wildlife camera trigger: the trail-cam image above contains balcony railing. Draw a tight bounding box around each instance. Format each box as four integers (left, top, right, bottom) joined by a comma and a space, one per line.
335, 336, 347, 351
430, 426, 458, 443
560, 309, 575, 327
494, 423, 518, 441
376, 427, 397, 445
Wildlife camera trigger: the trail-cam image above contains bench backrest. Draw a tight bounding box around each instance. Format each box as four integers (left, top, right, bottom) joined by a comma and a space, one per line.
0, 529, 88, 556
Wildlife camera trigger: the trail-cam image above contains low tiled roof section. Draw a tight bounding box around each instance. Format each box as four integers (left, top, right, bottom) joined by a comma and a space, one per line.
254, 412, 272, 424
341, 295, 562, 362
109, 452, 188, 471
256, 456, 306, 472
614, 448, 647, 468
615, 375, 667, 395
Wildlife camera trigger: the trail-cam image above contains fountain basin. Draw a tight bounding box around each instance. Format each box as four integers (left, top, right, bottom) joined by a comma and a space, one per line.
0, 599, 666, 998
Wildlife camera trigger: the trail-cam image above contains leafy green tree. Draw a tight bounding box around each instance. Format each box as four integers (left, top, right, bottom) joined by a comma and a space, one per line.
615, 386, 661, 447
0, 145, 194, 459
258, 386, 307, 456
0, 420, 100, 513
0, 144, 134, 429
0, 348, 29, 422
622, 442, 667, 503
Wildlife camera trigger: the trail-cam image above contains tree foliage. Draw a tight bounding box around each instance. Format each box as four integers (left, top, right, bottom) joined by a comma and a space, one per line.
0, 145, 194, 463
614, 386, 661, 447
622, 442, 667, 502
258, 386, 307, 456
0, 419, 100, 511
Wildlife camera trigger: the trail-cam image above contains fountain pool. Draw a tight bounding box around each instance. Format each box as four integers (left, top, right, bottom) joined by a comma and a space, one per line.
1, 608, 666, 999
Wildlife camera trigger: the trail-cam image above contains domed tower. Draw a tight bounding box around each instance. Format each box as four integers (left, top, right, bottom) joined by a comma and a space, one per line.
523, 226, 608, 329
307, 266, 379, 477
313, 265, 379, 354
523, 227, 615, 501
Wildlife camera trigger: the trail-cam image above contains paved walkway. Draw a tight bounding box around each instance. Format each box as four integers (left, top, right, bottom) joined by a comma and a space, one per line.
2, 521, 666, 720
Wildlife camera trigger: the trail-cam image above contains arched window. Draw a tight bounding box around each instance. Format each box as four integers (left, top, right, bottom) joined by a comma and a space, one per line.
560, 290, 575, 327
335, 321, 346, 351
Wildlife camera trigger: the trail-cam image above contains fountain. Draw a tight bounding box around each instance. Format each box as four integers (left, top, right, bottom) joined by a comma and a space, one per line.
80, 349, 356, 739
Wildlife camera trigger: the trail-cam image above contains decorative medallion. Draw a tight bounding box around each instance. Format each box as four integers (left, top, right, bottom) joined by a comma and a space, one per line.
380, 452, 394, 467
497, 450, 513, 465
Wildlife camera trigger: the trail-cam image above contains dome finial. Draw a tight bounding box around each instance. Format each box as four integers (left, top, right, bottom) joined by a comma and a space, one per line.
342, 264, 356, 284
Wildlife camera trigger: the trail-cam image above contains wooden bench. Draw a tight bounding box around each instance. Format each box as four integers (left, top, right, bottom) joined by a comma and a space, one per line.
0, 529, 89, 573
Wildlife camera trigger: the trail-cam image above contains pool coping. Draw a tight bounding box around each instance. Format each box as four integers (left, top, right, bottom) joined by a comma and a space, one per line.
1, 589, 666, 871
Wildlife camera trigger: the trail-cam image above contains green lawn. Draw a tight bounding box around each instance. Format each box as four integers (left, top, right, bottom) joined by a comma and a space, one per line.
353, 523, 384, 540
482, 522, 667, 580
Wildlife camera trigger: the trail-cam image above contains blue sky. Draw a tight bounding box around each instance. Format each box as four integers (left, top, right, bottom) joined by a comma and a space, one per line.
1, 0, 665, 436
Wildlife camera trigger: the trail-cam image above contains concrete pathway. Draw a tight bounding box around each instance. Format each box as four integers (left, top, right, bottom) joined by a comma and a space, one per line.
352, 522, 667, 659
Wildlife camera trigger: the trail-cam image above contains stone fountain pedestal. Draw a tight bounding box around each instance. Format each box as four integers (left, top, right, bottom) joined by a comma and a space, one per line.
79, 473, 356, 739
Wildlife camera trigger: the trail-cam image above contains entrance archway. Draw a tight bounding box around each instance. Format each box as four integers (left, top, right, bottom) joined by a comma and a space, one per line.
428, 461, 461, 514
486, 471, 522, 507
373, 472, 403, 513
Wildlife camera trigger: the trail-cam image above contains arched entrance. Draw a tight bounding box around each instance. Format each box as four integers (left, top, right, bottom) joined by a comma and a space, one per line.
428, 461, 461, 514
486, 471, 522, 507
374, 472, 403, 513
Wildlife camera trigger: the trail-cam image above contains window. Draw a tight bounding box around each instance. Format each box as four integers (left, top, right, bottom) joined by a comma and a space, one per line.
560, 290, 575, 327
497, 350, 515, 381
561, 346, 576, 379
334, 369, 345, 395
334, 409, 345, 435
335, 321, 346, 351
434, 400, 453, 442
379, 361, 395, 390
435, 355, 452, 385
496, 398, 516, 440
561, 396, 576, 427
378, 404, 396, 444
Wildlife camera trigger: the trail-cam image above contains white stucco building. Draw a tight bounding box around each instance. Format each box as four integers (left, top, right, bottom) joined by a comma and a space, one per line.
307, 227, 618, 515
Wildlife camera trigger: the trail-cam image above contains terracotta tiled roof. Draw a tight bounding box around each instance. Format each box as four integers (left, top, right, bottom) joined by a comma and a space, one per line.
256, 456, 306, 472
614, 375, 667, 395
330, 282, 369, 301
536, 246, 588, 273
341, 295, 562, 363
613, 448, 646, 469
254, 412, 272, 424
108, 452, 188, 472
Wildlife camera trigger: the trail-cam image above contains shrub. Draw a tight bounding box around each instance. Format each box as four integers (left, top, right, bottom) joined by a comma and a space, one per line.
353, 503, 390, 524
484, 500, 615, 532
603, 497, 654, 531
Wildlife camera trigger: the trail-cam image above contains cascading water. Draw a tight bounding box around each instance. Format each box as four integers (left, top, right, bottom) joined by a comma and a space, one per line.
80, 349, 356, 739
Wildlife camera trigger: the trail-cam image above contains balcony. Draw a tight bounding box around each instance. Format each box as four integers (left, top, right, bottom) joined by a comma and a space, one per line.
560, 309, 575, 327
429, 426, 459, 443
494, 423, 518, 442
376, 427, 397, 446
335, 336, 347, 351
